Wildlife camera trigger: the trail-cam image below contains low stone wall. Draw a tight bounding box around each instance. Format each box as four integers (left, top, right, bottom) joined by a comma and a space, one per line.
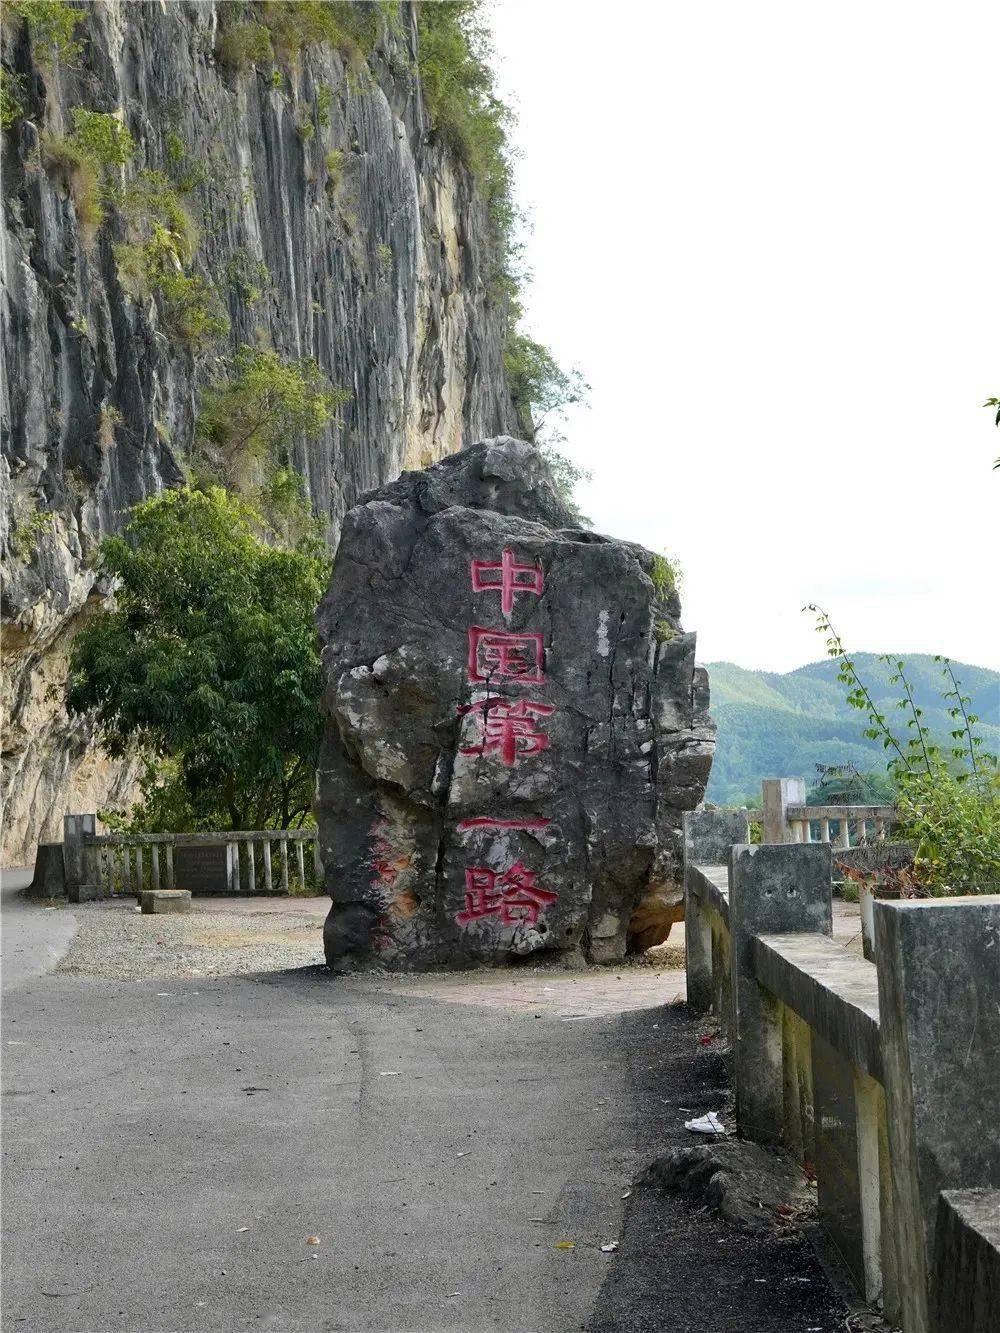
683, 813, 1000, 1333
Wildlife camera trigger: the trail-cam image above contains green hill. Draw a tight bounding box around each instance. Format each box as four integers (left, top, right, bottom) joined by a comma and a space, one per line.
704, 654, 1000, 806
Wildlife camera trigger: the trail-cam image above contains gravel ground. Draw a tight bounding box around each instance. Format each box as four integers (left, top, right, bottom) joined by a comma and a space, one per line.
57, 902, 326, 979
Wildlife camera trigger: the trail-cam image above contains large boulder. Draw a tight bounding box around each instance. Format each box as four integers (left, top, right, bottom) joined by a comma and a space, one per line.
316, 438, 715, 970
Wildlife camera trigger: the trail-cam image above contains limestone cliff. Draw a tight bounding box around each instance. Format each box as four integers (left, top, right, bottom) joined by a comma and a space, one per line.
0, 2, 521, 864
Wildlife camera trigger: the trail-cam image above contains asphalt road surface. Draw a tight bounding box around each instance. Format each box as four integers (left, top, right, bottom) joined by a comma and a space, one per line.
2, 874, 677, 1333
2, 875, 853, 1333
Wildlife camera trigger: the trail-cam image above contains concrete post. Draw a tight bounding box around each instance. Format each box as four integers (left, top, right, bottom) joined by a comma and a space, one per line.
683, 875, 713, 1015
683, 810, 749, 1015
729, 842, 833, 1144
62, 813, 96, 893
761, 778, 806, 844
875, 895, 1000, 1333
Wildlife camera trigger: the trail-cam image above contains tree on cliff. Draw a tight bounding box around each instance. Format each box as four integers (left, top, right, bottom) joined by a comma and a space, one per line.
68, 487, 327, 831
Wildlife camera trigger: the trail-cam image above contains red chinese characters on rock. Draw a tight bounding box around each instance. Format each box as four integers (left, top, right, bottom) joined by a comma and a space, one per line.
456, 548, 557, 934
455, 862, 559, 928
458, 698, 554, 768
470, 548, 544, 617
467, 628, 545, 684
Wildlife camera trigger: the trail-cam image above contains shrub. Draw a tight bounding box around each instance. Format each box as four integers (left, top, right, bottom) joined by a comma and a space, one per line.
324, 148, 344, 189
157, 270, 229, 349
68, 108, 134, 166
216, 20, 273, 72
41, 133, 104, 235
261, 1, 377, 62
113, 171, 225, 349
1, 70, 26, 130
807, 606, 1000, 895
415, 1, 509, 206
224, 248, 271, 306
42, 109, 135, 239
316, 84, 333, 128
196, 345, 348, 481
650, 554, 677, 595
10, 496, 54, 562
5, 0, 84, 66
116, 169, 197, 260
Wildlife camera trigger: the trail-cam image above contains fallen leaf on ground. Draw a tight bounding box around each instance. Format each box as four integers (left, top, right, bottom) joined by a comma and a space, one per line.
554, 1240, 575, 1250
306, 1236, 321, 1245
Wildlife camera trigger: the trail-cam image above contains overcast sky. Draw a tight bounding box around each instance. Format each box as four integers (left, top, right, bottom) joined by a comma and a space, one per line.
488, 1, 1000, 675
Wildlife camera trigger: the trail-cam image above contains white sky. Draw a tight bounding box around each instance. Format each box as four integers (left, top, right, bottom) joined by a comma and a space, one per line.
488, 0, 1000, 673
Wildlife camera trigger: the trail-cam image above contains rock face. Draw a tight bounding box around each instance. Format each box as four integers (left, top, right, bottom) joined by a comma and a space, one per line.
316, 438, 715, 970
1, 3, 519, 864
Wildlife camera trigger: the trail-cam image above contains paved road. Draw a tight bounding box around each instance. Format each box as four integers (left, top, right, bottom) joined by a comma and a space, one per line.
2, 887, 684, 1333
2, 866, 77, 991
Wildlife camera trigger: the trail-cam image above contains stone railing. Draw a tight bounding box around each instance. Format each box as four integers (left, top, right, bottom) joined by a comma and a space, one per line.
759, 777, 897, 846
683, 810, 999, 1333
61, 814, 319, 900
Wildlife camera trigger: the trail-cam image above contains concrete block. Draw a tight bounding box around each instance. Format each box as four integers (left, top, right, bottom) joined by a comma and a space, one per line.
68, 882, 109, 904
931, 1189, 1000, 1333
875, 895, 1000, 1333
729, 842, 832, 1144
28, 843, 67, 897
140, 889, 192, 914
684, 809, 751, 867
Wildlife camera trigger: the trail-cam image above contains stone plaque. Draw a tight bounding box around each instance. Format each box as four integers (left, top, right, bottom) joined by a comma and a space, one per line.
812, 1032, 864, 1293
172, 844, 235, 894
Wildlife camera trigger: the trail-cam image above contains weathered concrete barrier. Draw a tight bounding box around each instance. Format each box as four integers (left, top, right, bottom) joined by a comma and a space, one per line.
683, 813, 1000, 1332
683, 810, 746, 1025
876, 896, 1000, 1333
931, 1190, 1000, 1333
140, 889, 192, 914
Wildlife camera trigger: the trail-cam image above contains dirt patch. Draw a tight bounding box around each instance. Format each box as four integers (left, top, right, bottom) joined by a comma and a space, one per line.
57, 904, 324, 979
589, 1005, 892, 1333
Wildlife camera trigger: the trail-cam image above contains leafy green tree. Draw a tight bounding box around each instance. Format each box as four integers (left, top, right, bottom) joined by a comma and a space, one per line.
68, 487, 328, 831
504, 332, 588, 434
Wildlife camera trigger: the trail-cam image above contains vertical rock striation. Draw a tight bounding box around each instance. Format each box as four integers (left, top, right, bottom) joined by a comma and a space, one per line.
1, 2, 520, 863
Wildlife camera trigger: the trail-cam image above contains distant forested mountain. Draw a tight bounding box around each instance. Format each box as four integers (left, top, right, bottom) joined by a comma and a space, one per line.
704, 655, 1000, 806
